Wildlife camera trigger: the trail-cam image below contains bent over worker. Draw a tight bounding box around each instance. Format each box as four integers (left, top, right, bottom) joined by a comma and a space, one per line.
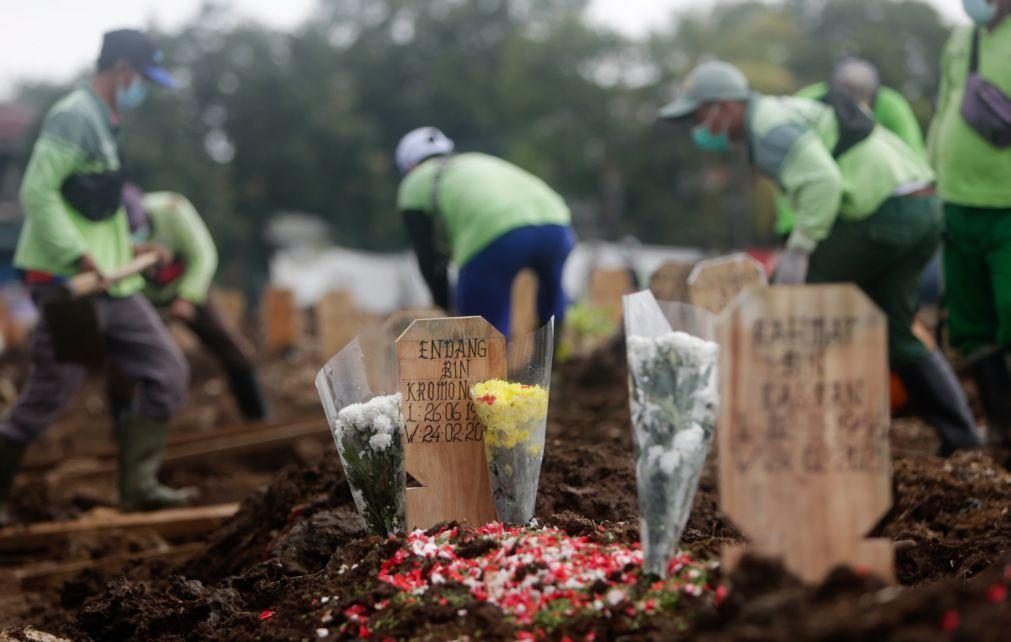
120, 186, 268, 421
660, 60, 981, 456
927, 0, 1011, 447
395, 127, 575, 338
0, 30, 191, 524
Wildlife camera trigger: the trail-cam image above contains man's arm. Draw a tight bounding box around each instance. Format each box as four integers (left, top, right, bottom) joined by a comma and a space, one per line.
18, 132, 90, 272
876, 87, 926, 159
778, 133, 845, 254
169, 195, 219, 304
402, 209, 450, 310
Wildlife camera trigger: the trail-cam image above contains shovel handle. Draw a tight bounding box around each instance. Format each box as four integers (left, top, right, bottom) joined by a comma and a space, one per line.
67, 252, 162, 299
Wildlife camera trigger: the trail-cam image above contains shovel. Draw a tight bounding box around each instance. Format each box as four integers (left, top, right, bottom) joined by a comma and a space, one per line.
42, 252, 162, 365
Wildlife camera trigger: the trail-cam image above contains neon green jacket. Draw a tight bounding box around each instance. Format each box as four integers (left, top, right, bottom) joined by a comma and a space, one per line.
747, 94, 934, 253
142, 192, 219, 305
397, 153, 571, 267
16, 87, 141, 297
927, 21, 1011, 207
776, 83, 926, 234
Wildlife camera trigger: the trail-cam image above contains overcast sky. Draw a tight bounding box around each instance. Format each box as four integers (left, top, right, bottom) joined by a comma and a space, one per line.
0, 0, 969, 100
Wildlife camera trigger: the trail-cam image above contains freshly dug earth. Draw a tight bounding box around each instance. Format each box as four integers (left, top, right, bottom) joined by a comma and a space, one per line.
4, 337, 1011, 640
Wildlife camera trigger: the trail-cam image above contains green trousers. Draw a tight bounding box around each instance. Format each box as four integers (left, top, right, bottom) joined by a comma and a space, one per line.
943, 203, 1011, 357
807, 195, 941, 368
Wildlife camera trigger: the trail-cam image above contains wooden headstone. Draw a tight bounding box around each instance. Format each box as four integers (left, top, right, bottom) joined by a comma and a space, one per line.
261, 287, 300, 353
688, 253, 767, 315
718, 285, 893, 584
316, 290, 366, 359
396, 317, 501, 529
588, 268, 635, 325
648, 261, 695, 303
510, 269, 539, 339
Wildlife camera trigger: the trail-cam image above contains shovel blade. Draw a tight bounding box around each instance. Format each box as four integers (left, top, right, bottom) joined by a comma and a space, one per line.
41, 297, 105, 365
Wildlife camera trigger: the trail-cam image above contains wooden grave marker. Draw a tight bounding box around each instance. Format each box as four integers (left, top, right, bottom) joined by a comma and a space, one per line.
261, 286, 300, 353
510, 269, 539, 339
648, 260, 695, 303
316, 289, 366, 359
718, 285, 893, 584
588, 267, 636, 325
396, 317, 501, 529
688, 253, 767, 315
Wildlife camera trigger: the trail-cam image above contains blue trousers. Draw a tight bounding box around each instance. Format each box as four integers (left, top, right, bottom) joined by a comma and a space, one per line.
456, 224, 575, 338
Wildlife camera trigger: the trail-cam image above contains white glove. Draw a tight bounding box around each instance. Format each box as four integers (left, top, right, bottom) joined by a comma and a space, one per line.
774, 248, 810, 285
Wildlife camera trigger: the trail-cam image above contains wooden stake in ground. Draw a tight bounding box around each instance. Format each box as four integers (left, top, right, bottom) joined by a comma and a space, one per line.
648, 261, 695, 303
316, 289, 366, 360
718, 285, 894, 584
688, 253, 767, 315
510, 269, 539, 339
261, 286, 301, 353
588, 268, 636, 325
396, 317, 501, 529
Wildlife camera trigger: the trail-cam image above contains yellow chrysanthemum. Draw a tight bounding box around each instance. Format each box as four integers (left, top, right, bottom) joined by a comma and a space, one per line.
470, 379, 549, 449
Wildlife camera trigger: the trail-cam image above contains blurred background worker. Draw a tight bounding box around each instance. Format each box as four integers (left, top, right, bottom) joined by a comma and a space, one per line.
660, 60, 982, 456
120, 185, 268, 422
928, 0, 1011, 447
395, 127, 576, 338
776, 57, 928, 237
0, 30, 191, 524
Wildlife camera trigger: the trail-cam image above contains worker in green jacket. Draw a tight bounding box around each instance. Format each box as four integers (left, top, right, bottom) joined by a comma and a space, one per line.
118, 186, 268, 421
927, 0, 1011, 447
776, 57, 926, 236
395, 127, 575, 338
660, 60, 981, 456
0, 30, 192, 524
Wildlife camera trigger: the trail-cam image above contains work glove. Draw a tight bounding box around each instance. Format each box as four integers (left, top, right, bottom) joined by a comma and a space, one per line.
774, 248, 810, 285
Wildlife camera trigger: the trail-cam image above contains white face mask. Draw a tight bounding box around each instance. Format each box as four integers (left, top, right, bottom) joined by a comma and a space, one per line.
964, 0, 998, 25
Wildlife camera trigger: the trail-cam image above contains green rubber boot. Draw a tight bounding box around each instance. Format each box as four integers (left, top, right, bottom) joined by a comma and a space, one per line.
0, 437, 26, 526
117, 415, 197, 511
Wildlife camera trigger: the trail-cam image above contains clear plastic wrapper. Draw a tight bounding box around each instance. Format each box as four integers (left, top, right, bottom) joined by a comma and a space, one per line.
623, 292, 719, 577
316, 337, 405, 536
470, 319, 554, 524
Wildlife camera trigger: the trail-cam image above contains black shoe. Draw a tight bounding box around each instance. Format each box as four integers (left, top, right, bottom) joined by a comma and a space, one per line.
895, 351, 982, 456
227, 369, 269, 421
970, 348, 1011, 447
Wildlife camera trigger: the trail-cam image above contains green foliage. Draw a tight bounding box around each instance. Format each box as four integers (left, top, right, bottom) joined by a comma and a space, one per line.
13, 0, 953, 286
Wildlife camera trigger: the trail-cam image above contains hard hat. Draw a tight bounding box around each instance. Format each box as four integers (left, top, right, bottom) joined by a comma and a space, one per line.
659, 60, 751, 120
395, 127, 455, 174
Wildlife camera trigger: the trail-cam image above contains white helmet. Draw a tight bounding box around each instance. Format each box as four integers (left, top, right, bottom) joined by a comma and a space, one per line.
395, 126, 455, 174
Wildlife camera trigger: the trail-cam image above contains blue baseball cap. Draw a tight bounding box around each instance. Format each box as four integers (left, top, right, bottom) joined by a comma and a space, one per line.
98, 29, 176, 89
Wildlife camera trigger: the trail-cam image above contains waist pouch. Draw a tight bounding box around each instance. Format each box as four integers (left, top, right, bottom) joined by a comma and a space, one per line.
60, 169, 125, 222
961, 28, 1011, 149
149, 260, 186, 286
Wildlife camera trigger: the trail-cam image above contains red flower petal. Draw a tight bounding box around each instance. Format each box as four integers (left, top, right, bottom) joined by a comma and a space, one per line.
986, 583, 1007, 604
259, 609, 275, 621
939, 610, 960, 632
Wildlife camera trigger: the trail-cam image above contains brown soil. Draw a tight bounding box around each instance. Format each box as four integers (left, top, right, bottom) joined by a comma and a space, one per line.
2, 335, 1009, 640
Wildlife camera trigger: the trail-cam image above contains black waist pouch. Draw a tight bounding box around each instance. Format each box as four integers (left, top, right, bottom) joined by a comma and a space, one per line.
961, 28, 1011, 149
61, 169, 125, 222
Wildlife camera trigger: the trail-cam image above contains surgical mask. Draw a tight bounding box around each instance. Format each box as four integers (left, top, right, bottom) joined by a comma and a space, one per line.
115, 76, 148, 111
691, 107, 732, 154
963, 0, 998, 25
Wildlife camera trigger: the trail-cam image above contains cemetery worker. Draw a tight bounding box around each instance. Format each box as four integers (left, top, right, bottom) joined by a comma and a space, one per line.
776, 57, 927, 236
119, 185, 269, 421
660, 60, 982, 455
927, 0, 1011, 447
395, 127, 576, 337
0, 29, 192, 525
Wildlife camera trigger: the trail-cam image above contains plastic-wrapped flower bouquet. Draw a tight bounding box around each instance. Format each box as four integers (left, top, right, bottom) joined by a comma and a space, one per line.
328, 393, 406, 536
627, 330, 719, 577
470, 379, 549, 523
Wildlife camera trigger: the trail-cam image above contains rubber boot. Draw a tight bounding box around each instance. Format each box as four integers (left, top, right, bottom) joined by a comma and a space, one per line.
118, 415, 197, 511
970, 349, 1011, 447
895, 351, 983, 456
226, 368, 269, 422
0, 437, 26, 526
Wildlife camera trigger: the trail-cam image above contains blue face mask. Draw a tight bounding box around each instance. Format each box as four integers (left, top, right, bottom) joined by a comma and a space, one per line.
691, 107, 732, 154
115, 76, 148, 111
963, 0, 998, 25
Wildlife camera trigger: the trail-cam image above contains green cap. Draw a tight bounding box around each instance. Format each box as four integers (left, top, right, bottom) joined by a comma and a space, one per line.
659, 60, 750, 120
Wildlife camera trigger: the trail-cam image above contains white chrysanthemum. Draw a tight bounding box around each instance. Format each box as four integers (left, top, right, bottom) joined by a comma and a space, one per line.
334, 393, 404, 445
369, 432, 394, 451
